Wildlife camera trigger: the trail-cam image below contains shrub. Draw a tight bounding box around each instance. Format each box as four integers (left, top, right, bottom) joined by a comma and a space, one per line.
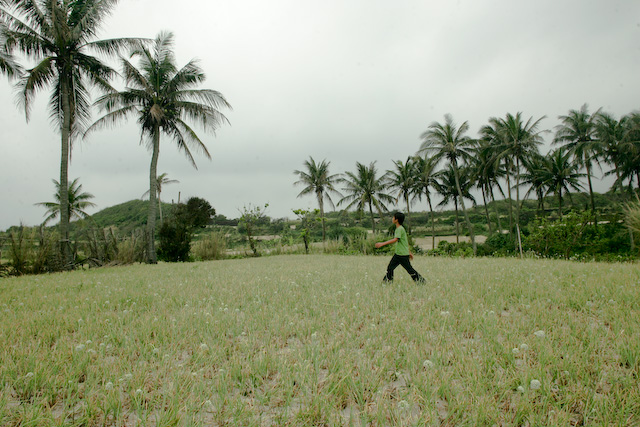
7, 225, 59, 275
157, 220, 191, 262
477, 233, 516, 257
523, 212, 633, 259
82, 227, 118, 266
192, 231, 227, 261
428, 240, 474, 257
115, 230, 146, 264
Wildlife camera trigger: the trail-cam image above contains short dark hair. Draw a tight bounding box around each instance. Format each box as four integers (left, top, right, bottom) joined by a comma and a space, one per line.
393, 212, 405, 225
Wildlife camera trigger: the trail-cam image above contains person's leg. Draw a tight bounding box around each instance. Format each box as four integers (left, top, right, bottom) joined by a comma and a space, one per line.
383, 254, 401, 282
398, 256, 425, 283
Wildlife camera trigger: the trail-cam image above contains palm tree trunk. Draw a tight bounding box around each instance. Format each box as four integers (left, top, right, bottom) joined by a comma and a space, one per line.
454, 199, 460, 244
558, 186, 563, 218
505, 165, 514, 235
368, 202, 376, 234
586, 160, 597, 225
427, 194, 435, 250
405, 194, 411, 231
615, 165, 624, 194
489, 185, 502, 234
59, 78, 72, 268
158, 192, 163, 223
482, 183, 493, 235
146, 129, 160, 264
515, 157, 521, 233
317, 191, 326, 242
452, 162, 476, 254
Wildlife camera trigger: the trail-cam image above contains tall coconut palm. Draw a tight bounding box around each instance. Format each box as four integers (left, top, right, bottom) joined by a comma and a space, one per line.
339, 161, 394, 234
434, 165, 476, 244
521, 152, 551, 215
1, 0, 141, 267
142, 172, 179, 222
385, 157, 415, 229
293, 157, 342, 241
419, 114, 477, 254
553, 104, 602, 218
87, 32, 231, 263
470, 141, 498, 234
619, 112, 640, 193
411, 155, 439, 248
492, 112, 546, 234
541, 148, 585, 217
477, 125, 507, 234
480, 117, 514, 234
596, 112, 626, 194
35, 178, 96, 225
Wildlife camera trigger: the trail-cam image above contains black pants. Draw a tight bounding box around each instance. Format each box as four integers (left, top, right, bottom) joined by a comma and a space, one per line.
384, 254, 424, 283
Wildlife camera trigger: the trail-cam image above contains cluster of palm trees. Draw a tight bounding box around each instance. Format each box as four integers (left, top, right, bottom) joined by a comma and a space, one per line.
295, 107, 640, 255
1, 1, 230, 265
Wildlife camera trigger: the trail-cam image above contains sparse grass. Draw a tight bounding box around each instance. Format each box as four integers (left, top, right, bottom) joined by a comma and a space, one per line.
1, 256, 639, 426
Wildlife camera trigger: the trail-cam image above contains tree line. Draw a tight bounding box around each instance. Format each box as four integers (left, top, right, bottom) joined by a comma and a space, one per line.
294, 107, 640, 255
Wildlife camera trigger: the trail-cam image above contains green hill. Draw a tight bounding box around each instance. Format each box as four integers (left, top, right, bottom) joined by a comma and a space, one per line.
71, 200, 172, 235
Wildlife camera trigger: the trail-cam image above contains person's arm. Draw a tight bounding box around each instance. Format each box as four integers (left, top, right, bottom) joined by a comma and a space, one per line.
375, 237, 398, 249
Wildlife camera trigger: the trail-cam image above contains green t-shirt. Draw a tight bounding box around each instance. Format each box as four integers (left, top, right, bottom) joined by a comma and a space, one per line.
394, 225, 410, 256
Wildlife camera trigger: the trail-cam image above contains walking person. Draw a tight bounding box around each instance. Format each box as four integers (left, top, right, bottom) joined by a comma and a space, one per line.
375, 212, 425, 284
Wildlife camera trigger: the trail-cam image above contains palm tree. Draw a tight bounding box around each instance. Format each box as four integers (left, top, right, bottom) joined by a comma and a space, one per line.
434, 165, 476, 243
477, 127, 507, 234
554, 104, 602, 219
339, 161, 394, 234
411, 155, 439, 248
596, 112, 626, 194
419, 114, 477, 254
0, 31, 21, 78
470, 142, 498, 234
385, 157, 415, 229
293, 157, 342, 241
541, 148, 585, 217
521, 152, 550, 215
35, 178, 96, 225
142, 172, 179, 222
1, 0, 141, 266
619, 112, 640, 194
87, 32, 231, 263
492, 112, 546, 234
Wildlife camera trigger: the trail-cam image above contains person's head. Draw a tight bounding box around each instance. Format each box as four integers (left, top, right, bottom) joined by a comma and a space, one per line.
393, 212, 405, 225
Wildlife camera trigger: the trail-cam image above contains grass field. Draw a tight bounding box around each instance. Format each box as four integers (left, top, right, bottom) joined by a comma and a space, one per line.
1, 255, 639, 426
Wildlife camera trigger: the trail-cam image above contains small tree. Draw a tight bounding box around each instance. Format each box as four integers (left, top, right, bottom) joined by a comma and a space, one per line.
239, 204, 268, 257
293, 208, 320, 254
157, 220, 191, 262
157, 197, 215, 262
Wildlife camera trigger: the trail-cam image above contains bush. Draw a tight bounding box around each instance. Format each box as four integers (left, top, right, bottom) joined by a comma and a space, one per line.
7, 225, 59, 275
427, 240, 473, 257
115, 230, 146, 264
157, 220, 191, 262
192, 231, 227, 261
477, 233, 516, 257
523, 212, 633, 259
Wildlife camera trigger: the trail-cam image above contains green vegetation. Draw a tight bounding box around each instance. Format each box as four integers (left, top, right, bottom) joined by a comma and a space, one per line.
1, 256, 638, 425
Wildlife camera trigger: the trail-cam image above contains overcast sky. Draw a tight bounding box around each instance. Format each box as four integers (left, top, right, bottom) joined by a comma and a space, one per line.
2, 0, 639, 231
